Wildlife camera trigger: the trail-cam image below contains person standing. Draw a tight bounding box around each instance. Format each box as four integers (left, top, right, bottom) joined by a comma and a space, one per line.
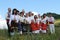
19, 11, 26, 33
37, 14, 42, 32
41, 14, 48, 33
25, 13, 30, 32
6, 8, 11, 36
31, 15, 40, 34
48, 14, 55, 34
9, 9, 20, 36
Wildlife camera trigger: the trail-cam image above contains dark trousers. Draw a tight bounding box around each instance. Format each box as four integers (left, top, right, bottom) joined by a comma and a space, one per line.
10, 20, 18, 32
21, 22, 26, 32
6, 19, 10, 36
10, 21, 22, 33
26, 24, 32, 32
18, 22, 22, 32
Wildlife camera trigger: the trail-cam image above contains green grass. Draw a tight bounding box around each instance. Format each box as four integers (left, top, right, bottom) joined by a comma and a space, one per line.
0, 27, 60, 40
0, 20, 60, 40
55, 19, 60, 27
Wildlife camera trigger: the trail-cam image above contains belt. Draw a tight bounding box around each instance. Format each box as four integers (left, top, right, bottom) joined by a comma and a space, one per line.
49, 22, 54, 24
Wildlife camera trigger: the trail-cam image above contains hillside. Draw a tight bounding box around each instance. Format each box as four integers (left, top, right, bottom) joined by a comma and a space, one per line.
46, 12, 60, 19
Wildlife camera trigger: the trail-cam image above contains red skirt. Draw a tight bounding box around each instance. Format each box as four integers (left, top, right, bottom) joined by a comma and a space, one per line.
41, 23, 47, 30
31, 22, 40, 31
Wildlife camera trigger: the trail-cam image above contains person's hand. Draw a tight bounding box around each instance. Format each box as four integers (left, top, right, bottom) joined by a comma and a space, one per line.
14, 20, 18, 23
9, 24, 11, 27
11, 27, 14, 30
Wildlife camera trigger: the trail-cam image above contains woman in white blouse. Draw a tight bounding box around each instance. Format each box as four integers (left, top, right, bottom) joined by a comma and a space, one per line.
9, 9, 20, 35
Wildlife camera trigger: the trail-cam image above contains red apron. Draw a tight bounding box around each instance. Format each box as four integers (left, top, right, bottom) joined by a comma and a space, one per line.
41, 23, 47, 30
31, 21, 40, 31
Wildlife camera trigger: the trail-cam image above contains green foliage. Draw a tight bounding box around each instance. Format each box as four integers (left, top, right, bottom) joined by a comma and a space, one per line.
46, 12, 60, 19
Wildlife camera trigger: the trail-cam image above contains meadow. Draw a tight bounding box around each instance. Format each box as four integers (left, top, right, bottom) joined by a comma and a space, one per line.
0, 19, 60, 40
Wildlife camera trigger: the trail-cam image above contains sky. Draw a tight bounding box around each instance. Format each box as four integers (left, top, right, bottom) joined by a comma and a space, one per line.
0, 0, 60, 19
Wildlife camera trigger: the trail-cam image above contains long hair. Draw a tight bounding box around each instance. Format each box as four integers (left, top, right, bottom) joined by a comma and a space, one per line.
12, 8, 17, 15
43, 13, 46, 18
34, 15, 38, 20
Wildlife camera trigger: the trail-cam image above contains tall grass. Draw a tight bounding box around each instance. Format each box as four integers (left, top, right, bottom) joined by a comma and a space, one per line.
55, 19, 60, 27
0, 19, 60, 40
0, 26, 60, 40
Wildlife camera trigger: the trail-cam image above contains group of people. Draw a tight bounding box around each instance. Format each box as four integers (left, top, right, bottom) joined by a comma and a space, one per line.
6, 8, 55, 36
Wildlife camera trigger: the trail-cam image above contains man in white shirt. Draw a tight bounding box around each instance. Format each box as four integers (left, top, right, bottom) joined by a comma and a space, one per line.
24, 13, 30, 33
6, 8, 11, 36
23, 12, 32, 33
19, 11, 26, 33
48, 14, 55, 34
25, 12, 33, 33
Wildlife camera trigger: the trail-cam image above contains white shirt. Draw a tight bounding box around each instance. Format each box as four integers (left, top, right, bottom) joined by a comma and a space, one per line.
37, 18, 41, 24
48, 17, 54, 23
25, 17, 29, 23
41, 17, 48, 24
19, 16, 25, 22
25, 17, 33, 24
9, 14, 20, 24
31, 16, 34, 20
6, 12, 11, 19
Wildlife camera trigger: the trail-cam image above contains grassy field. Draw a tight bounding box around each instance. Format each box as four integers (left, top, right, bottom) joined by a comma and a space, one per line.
55, 19, 60, 27
0, 19, 60, 40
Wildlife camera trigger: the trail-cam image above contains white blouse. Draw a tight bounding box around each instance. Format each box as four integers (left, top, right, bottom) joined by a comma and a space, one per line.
41, 17, 48, 24
37, 18, 41, 24
25, 17, 33, 24
9, 14, 20, 24
19, 16, 25, 22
